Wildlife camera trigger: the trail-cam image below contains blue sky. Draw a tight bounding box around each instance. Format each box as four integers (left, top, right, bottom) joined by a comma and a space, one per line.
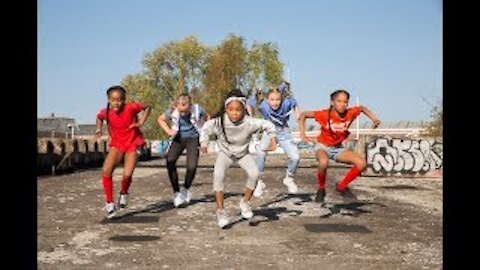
38, 0, 442, 125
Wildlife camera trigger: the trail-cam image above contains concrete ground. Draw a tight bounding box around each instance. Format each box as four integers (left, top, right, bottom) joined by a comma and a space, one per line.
38, 153, 442, 269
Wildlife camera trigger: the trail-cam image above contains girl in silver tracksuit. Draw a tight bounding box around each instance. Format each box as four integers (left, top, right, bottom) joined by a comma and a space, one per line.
200, 89, 277, 228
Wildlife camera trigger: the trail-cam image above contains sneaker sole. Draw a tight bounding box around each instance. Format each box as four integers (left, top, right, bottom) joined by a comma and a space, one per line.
240, 207, 254, 219
336, 190, 357, 200
174, 202, 188, 208
241, 213, 254, 219
284, 181, 298, 194
287, 187, 298, 194
217, 216, 229, 228
117, 200, 127, 209
253, 190, 263, 197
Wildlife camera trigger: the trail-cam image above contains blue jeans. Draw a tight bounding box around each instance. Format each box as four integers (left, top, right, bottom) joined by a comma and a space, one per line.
314, 142, 348, 161
256, 127, 300, 176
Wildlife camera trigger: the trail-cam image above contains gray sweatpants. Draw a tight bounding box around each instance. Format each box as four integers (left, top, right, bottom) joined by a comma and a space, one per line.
213, 151, 260, 192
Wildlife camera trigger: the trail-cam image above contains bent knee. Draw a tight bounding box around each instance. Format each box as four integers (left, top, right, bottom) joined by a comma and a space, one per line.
186, 165, 197, 173
318, 159, 329, 170
289, 153, 300, 163
102, 166, 114, 176
214, 172, 225, 182
356, 159, 367, 171
248, 168, 261, 180
213, 182, 224, 192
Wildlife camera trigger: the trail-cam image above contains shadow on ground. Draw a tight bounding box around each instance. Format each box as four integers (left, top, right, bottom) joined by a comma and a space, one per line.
304, 223, 372, 233
100, 192, 244, 224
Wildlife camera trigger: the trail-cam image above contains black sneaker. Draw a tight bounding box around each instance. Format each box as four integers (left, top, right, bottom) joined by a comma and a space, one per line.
315, 189, 326, 203
336, 185, 357, 200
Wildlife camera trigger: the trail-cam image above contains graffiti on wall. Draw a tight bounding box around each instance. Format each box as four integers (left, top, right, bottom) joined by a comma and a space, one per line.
366, 137, 442, 174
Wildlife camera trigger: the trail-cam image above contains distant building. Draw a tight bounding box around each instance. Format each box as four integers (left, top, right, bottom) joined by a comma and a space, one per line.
37, 114, 107, 138
37, 113, 77, 138
75, 124, 108, 139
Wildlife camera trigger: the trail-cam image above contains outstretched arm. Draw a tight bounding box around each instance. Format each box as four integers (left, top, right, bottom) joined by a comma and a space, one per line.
360, 105, 381, 129
299, 111, 316, 143
95, 117, 103, 139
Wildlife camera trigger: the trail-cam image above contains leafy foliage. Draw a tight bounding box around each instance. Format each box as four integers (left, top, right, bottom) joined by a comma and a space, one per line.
121, 34, 285, 139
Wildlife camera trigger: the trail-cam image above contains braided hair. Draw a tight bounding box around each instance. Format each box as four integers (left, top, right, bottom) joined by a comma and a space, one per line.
105, 85, 127, 125
327, 89, 350, 137
212, 89, 246, 144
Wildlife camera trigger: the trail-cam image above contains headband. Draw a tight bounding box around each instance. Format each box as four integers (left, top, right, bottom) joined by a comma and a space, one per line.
224, 96, 246, 107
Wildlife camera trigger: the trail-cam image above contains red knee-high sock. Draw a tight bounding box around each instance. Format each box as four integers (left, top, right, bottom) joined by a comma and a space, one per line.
317, 172, 326, 190
102, 176, 113, 203
337, 167, 362, 191
121, 175, 132, 194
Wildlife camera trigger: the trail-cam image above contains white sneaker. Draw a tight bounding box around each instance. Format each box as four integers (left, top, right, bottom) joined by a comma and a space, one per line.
103, 202, 116, 219
239, 199, 254, 219
118, 193, 128, 209
283, 176, 298, 194
173, 192, 186, 207
216, 209, 229, 228
253, 180, 266, 197
180, 187, 191, 203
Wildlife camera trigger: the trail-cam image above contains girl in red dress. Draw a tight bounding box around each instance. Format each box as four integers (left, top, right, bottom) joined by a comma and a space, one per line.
95, 85, 151, 218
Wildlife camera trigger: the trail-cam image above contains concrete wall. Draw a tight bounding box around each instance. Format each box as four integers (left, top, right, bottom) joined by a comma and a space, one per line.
82, 135, 442, 178
225, 134, 443, 177
37, 138, 152, 176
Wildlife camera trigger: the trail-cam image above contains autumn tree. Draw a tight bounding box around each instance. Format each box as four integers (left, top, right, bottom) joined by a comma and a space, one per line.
245, 41, 284, 96
122, 34, 285, 139
202, 34, 285, 115
121, 74, 169, 139
123, 36, 210, 139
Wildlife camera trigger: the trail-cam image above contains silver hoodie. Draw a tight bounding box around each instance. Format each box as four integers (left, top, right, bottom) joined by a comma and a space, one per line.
200, 114, 276, 159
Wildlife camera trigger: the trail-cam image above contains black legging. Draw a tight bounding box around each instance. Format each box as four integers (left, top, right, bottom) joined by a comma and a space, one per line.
166, 136, 200, 193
